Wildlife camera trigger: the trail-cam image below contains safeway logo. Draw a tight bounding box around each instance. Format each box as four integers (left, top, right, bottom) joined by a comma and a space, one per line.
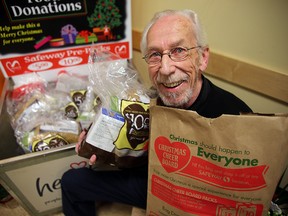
115, 45, 127, 56
6, 60, 21, 73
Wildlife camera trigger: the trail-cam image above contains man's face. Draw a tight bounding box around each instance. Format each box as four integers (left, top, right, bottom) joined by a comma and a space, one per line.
146, 15, 207, 108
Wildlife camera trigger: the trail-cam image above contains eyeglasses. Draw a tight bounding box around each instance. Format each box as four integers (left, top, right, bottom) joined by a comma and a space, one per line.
142, 46, 201, 65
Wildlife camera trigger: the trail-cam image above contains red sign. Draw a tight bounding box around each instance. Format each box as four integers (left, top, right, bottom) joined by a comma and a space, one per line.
1, 42, 130, 77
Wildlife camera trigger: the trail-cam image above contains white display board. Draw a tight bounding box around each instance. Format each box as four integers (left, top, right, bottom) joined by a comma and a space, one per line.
0, 145, 89, 215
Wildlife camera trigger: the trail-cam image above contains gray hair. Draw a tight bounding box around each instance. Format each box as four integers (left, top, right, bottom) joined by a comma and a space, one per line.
140, 9, 208, 55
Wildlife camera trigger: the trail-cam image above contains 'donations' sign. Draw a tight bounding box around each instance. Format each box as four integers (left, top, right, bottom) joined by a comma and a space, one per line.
0, 0, 132, 77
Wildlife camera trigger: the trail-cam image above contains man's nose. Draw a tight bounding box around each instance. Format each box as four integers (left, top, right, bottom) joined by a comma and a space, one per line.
159, 54, 175, 75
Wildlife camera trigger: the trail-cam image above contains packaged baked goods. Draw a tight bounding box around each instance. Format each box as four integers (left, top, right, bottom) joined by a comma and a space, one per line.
77, 50, 151, 168
5, 70, 99, 153
55, 71, 99, 128
6, 73, 47, 130
30, 119, 81, 152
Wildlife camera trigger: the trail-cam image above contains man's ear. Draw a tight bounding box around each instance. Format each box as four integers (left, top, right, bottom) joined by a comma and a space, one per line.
199, 46, 209, 71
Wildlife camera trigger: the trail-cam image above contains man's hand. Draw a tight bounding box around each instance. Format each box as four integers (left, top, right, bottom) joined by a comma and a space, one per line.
75, 130, 97, 166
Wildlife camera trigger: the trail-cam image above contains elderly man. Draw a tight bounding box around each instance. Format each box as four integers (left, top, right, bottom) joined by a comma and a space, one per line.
61, 9, 251, 216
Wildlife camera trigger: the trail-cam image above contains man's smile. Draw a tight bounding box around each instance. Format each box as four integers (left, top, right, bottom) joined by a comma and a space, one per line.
162, 80, 184, 88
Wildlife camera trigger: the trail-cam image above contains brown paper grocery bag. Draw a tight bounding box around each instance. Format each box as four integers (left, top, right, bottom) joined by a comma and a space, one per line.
147, 101, 288, 216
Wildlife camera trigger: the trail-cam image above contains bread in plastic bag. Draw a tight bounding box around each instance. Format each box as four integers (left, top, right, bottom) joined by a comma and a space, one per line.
78, 49, 151, 168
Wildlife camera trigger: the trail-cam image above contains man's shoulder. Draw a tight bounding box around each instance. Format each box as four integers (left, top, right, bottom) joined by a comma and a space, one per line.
203, 77, 252, 115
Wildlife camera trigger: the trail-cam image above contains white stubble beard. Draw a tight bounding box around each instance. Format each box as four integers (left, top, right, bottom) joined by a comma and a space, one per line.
158, 69, 199, 108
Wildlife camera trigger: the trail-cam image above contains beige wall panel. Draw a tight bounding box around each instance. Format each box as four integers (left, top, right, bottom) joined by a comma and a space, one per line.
131, 0, 288, 113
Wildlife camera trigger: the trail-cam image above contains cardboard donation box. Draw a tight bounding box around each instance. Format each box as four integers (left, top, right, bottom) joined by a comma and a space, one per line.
0, 1, 132, 215
147, 101, 288, 216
